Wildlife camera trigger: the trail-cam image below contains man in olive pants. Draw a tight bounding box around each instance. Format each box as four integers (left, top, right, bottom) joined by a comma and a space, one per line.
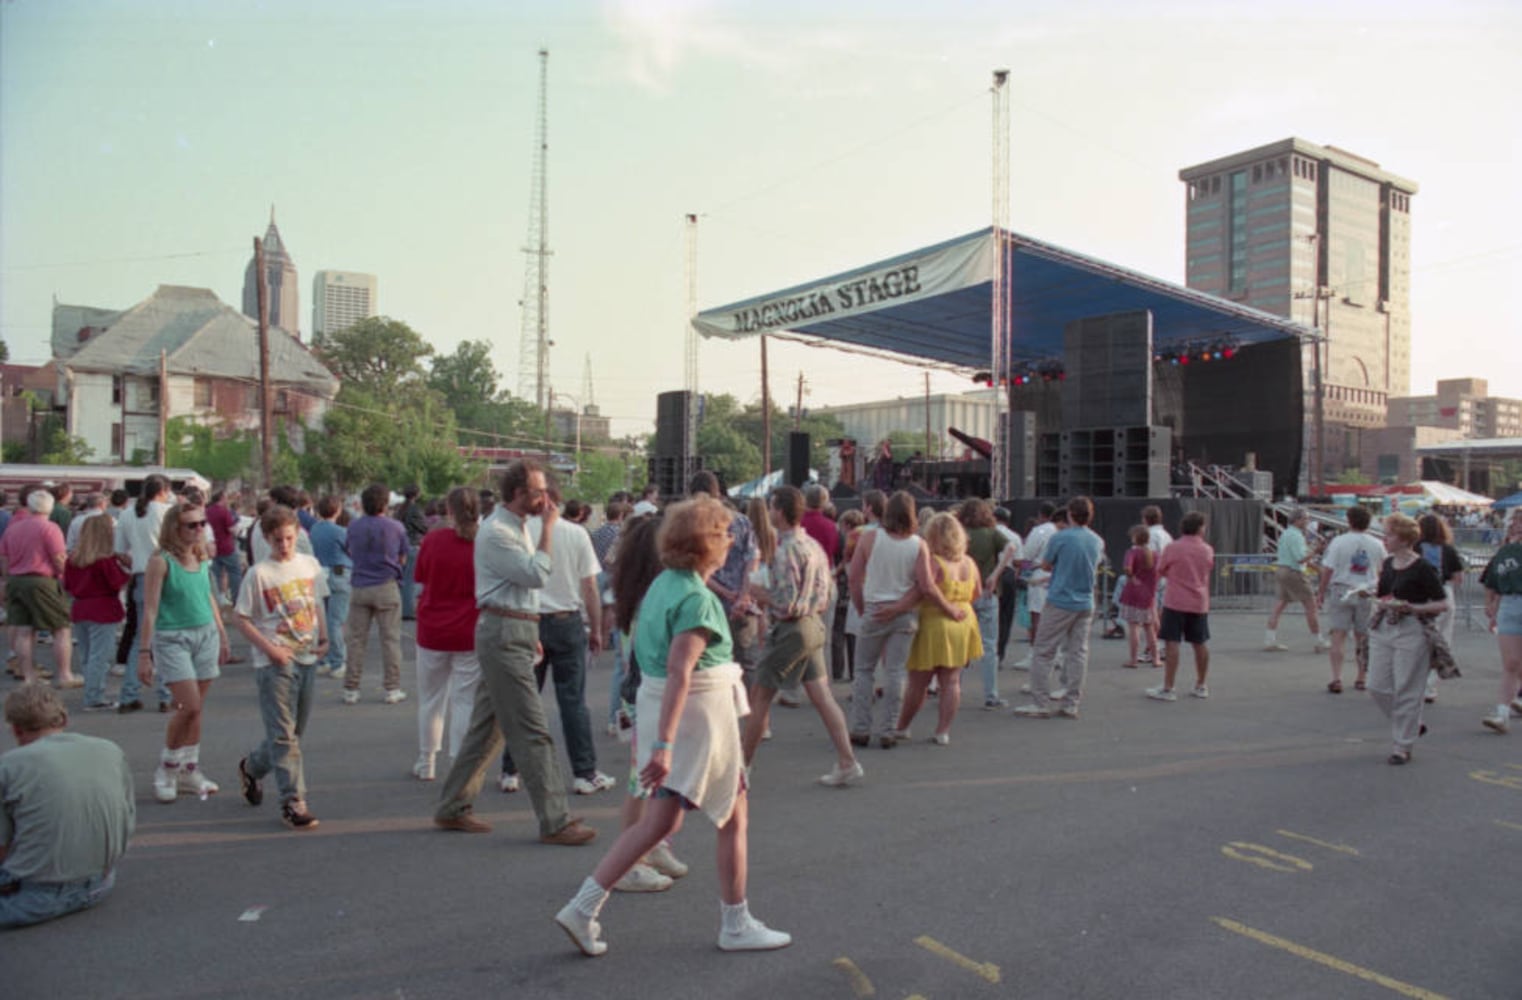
432, 461, 595, 846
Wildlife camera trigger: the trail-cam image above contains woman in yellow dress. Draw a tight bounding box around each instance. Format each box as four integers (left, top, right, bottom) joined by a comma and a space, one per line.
894, 513, 980, 745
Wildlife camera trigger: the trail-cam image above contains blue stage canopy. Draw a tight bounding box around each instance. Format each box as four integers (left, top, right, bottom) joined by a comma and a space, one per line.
693, 227, 1314, 373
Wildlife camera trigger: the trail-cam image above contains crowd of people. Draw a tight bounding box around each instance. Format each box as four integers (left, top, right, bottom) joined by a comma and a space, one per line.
1, 465, 1520, 940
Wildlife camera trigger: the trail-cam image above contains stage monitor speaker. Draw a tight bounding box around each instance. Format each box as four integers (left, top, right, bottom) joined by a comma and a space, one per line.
655, 390, 694, 458
787, 431, 810, 487
1063, 310, 1153, 429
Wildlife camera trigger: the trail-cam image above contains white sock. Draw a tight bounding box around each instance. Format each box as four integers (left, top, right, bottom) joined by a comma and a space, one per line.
721, 899, 751, 933
572, 876, 609, 919
1265, 630, 1277, 643
181, 744, 201, 774
1500, 704, 1512, 715
160, 746, 181, 769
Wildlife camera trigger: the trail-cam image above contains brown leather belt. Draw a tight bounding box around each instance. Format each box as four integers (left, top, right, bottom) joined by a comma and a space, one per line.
479, 606, 540, 622
542, 610, 581, 620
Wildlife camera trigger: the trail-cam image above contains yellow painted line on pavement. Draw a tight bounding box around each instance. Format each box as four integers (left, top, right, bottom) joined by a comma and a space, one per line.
1469, 768, 1522, 790
1220, 842, 1313, 873
1275, 829, 1360, 856
913, 935, 1000, 984
1211, 917, 1450, 1000
832, 957, 875, 997
1495, 819, 1522, 833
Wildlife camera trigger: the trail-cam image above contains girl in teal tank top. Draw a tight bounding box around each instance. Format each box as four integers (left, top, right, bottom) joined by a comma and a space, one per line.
139, 503, 230, 805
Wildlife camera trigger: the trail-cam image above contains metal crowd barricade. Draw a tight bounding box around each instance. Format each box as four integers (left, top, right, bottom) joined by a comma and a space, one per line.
1209, 553, 1290, 614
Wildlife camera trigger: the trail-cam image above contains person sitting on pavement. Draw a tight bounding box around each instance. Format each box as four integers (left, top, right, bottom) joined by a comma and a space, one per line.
0, 683, 134, 929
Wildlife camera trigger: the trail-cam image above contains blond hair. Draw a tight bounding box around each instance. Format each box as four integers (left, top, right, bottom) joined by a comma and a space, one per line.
4, 682, 66, 732
658, 497, 733, 574
1383, 513, 1421, 548
71, 513, 118, 568
157, 503, 208, 562
924, 511, 968, 561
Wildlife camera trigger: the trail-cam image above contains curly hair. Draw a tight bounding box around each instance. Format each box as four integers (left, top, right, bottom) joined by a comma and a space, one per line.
924, 511, 968, 561
658, 497, 733, 573
5, 682, 67, 733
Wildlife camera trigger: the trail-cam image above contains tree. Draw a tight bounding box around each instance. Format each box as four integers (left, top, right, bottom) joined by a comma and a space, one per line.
164, 417, 254, 482
36, 415, 94, 465
569, 450, 631, 503
429, 339, 545, 449
314, 317, 433, 395
0, 338, 8, 363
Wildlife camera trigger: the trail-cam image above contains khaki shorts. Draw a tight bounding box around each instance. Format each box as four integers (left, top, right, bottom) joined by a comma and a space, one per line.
755, 615, 826, 689
5, 575, 71, 631
1274, 566, 1314, 603
1323, 584, 1373, 635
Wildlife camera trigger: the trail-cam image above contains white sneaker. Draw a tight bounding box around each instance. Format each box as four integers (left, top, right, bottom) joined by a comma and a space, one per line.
1051, 687, 1068, 700
341, 688, 360, 705
574, 772, 617, 795
1313, 638, 1330, 652
1483, 707, 1510, 734
178, 767, 220, 796
818, 760, 864, 787
613, 864, 673, 893
382, 689, 408, 705
1189, 684, 1210, 699
1146, 687, 1177, 702
153, 765, 179, 803
645, 842, 689, 879
555, 902, 607, 957
718, 916, 792, 952
498, 772, 520, 793
1011, 654, 1033, 670
1011, 704, 1051, 719
1056, 705, 1080, 719
108, 663, 126, 677
1263, 641, 1289, 652
412, 754, 436, 781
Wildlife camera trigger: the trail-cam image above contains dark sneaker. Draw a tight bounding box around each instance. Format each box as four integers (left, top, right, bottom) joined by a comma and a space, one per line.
117, 699, 144, 714
435, 811, 492, 834
281, 801, 319, 830
238, 757, 263, 806
540, 819, 596, 846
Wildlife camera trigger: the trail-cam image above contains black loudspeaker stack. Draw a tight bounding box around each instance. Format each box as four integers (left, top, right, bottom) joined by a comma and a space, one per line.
787, 432, 810, 487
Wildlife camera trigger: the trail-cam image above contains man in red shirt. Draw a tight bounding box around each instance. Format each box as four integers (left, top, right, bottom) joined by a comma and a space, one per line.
205, 489, 243, 608
0, 488, 77, 687
1146, 511, 1214, 703
799, 485, 841, 568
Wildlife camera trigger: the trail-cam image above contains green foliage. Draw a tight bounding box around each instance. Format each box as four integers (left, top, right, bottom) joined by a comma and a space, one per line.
36, 415, 95, 465
1332, 467, 1371, 486
429, 341, 545, 450
0, 338, 8, 362
3, 441, 27, 463
313, 317, 433, 395
307, 384, 479, 495
164, 417, 253, 482
568, 450, 632, 503
694, 393, 845, 487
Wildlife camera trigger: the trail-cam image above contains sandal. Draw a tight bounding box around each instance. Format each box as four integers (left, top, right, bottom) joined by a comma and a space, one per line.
1387, 750, 1411, 766
1327, 680, 1343, 694
1354, 680, 1367, 691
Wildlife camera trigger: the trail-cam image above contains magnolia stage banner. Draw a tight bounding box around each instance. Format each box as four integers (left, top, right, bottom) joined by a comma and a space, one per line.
692, 230, 995, 340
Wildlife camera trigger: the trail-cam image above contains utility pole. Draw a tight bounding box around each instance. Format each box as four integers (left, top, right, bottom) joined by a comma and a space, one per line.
685, 213, 699, 395
990, 67, 1011, 499
255, 236, 272, 487
924, 371, 933, 464
157, 348, 168, 465
760, 336, 771, 479
793, 372, 806, 430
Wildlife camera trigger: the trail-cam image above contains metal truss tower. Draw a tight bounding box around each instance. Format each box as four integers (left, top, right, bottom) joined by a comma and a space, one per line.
990, 68, 1012, 499
518, 49, 552, 410
684, 213, 699, 395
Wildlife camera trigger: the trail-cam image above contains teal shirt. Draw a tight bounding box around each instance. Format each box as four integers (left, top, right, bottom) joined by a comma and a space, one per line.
0, 732, 135, 882
633, 569, 732, 679
1276, 526, 1308, 569
156, 554, 213, 631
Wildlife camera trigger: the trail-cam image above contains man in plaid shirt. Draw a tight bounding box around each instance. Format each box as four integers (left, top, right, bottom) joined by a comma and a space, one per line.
739, 486, 864, 787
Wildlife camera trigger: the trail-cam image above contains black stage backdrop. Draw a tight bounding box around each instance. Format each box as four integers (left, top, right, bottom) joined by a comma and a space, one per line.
1007, 337, 1303, 497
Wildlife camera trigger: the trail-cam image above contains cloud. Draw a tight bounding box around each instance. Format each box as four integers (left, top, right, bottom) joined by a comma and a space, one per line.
603, 0, 749, 92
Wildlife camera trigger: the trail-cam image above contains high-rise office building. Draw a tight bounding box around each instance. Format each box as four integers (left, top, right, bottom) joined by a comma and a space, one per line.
312, 270, 378, 338
242, 209, 301, 336
1179, 140, 1417, 475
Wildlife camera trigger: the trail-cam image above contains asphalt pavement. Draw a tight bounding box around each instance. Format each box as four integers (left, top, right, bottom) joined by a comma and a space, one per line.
3, 609, 1520, 999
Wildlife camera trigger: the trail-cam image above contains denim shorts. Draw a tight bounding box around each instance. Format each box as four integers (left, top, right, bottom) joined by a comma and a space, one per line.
151, 623, 222, 684
1498, 594, 1522, 637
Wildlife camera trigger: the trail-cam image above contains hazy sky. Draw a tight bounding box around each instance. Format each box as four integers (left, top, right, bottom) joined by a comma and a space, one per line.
3, 0, 1518, 442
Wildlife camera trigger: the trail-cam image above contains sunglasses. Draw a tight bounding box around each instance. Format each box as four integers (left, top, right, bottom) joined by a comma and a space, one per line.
181, 520, 207, 529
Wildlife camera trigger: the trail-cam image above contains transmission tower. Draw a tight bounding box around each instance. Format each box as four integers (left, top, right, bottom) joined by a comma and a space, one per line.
581, 352, 595, 409
518, 49, 552, 410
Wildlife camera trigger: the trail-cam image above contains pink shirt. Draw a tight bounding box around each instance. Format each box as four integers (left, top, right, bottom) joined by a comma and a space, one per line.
0, 514, 66, 578
1158, 534, 1214, 614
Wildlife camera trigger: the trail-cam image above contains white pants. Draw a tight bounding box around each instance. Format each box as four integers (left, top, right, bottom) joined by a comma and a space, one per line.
416, 645, 483, 761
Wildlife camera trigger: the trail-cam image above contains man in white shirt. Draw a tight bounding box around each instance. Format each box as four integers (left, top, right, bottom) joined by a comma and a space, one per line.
64, 493, 108, 554
1317, 505, 1386, 693
502, 498, 611, 796
1011, 503, 1057, 669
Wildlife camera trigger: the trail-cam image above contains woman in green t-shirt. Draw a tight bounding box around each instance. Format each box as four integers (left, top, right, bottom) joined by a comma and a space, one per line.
557, 496, 791, 957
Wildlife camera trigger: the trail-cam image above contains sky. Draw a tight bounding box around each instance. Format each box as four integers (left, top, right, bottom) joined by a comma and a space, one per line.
3, 0, 1519, 444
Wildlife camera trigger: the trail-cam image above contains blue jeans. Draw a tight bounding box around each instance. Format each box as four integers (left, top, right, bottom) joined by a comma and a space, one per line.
606, 629, 625, 727
321, 572, 352, 673
0, 869, 115, 929
973, 592, 1000, 701
118, 575, 171, 706
246, 661, 318, 804
400, 545, 420, 619
75, 620, 118, 705
212, 552, 243, 605
502, 613, 596, 780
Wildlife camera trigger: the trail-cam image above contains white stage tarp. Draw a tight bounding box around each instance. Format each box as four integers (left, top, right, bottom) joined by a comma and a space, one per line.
693, 230, 994, 341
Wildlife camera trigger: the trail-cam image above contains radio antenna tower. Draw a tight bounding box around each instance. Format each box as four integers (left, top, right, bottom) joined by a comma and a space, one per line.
581, 352, 595, 409
518, 48, 552, 410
